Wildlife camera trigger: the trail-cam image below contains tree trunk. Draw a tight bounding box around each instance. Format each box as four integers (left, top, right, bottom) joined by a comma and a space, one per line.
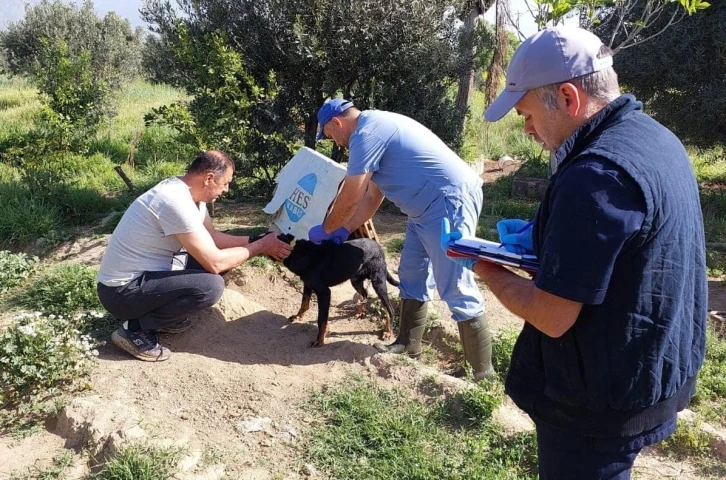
454, 7, 480, 118
454, 0, 494, 128
484, 0, 508, 107
304, 114, 317, 149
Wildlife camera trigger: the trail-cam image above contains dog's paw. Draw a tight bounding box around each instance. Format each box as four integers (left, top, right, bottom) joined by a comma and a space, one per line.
380, 330, 393, 341
288, 315, 301, 322
310, 340, 325, 348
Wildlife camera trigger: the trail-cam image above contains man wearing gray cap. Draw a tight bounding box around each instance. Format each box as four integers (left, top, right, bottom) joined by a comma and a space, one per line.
443, 26, 707, 478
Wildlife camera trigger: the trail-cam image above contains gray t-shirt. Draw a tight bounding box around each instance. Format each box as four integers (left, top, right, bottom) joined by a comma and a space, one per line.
97, 177, 208, 287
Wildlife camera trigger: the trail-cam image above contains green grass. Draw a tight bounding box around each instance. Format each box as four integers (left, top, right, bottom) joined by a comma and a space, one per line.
92, 444, 185, 480
657, 418, 726, 478
386, 237, 404, 254
460, 90, 544, 165
0, 76, 193, 249
479, 175, 540, 233
0, 184, 67, 248
691, 326, 726, 426
692, 146, 726, 184
659, 419, 711, 459
11, 264, 102, 317
0, 76, 40, 145
305, 378, 537, 480
9, 450, 75, 480
90, 80, 194, 166
694, 148, 726, 246
245, 255, 275, 270
492, 328, 519, 382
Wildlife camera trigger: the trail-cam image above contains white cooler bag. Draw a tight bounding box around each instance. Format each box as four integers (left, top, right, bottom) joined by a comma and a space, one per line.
263, 147, 347, 239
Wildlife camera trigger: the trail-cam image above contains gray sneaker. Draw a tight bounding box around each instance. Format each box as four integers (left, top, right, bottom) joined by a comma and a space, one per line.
111, 326, 171, 362
155, 318, 192, 334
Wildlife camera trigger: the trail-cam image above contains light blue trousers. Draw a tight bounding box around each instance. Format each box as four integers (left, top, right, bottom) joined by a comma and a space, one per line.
398, 185, 484, 322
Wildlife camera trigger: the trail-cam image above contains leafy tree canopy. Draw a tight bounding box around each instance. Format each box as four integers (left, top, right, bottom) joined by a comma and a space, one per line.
610, 0, 725, 147
141, 0, 469, 150
0, 0, 143, 88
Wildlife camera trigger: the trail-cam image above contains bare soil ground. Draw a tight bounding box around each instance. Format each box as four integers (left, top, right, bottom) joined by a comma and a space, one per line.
2, 160, 723, 479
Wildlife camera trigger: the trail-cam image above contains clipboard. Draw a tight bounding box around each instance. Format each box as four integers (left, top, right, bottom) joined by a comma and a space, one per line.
446, 236, 539, 273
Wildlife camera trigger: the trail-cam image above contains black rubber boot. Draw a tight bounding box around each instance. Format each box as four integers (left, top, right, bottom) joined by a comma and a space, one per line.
457, 314, 495, 381
374, 299, 428, 358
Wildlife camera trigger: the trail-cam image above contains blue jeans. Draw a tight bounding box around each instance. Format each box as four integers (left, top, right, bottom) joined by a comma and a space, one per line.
97, 256, 225, 331
536, 417, 677, 480
398, 185, 484, 321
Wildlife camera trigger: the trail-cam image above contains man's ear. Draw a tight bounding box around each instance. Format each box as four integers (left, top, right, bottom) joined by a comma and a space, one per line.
203, 172, 215, 185
331, 116, 344, 130
558, 82, 582, 117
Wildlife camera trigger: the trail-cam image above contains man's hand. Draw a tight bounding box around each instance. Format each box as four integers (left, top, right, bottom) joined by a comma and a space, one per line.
248, 232, 272, 244
496, 219, 534, 254
440, 218, 476, 270
308, 225, 350, 245
257, 233, 292, 261
329, 226, 350, 244
308, 224, 329, 244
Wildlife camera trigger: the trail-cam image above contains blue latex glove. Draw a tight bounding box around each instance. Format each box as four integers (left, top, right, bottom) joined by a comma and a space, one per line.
329, 226, 350, 245
440, 218, 476, 270
496, 219, 534, 254
308, 224, 329, 244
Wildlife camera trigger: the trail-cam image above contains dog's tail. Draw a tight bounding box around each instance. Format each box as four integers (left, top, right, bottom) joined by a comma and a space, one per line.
386, 271, 400, 287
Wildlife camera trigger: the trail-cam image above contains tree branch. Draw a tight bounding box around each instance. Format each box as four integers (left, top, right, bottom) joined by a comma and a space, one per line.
503, 0, 528, 41
617, 7, 684, 52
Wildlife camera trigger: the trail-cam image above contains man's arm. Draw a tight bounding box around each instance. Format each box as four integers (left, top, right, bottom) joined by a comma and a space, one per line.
323, 172, 374, 233
176, 228, 291, 274
473, 262, 582, 338
203, 214, 255, 249
343, 182, 385, 232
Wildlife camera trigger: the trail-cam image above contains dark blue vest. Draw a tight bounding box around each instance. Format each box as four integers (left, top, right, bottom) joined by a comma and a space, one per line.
505, 95, 707, 437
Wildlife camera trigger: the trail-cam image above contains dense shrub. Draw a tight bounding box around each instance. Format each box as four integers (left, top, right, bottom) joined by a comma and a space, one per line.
144, 29, 295, 194
611, 1, 726, 147
0, 251, 39, 293
30, 40, 112, 153
0, 311, 99, 430
0, 0, 142, 86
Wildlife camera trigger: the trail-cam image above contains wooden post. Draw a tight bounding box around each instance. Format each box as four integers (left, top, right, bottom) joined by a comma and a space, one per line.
114, 166, 137, 196
349, 219, 379, 243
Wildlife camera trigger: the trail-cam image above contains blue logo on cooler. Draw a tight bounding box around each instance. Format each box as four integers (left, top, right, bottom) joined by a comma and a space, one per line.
284, 173, 317, 222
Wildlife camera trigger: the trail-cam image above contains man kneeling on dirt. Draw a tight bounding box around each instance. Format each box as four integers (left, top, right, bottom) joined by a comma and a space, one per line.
96, 150, 292, 362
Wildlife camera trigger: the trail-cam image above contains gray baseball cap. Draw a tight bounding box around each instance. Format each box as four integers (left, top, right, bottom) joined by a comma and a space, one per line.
484, 26, 613, 122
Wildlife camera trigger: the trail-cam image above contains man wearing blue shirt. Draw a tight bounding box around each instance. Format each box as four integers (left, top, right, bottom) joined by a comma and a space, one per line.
444, 26, 707, 479
309, 99, 494, 380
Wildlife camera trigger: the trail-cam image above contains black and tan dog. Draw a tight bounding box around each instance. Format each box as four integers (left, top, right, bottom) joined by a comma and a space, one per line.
278, 234, 399, 347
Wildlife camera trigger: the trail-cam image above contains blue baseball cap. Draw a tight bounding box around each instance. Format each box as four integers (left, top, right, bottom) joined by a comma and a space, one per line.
316, 98, 354, 141
485, 26, 613, 122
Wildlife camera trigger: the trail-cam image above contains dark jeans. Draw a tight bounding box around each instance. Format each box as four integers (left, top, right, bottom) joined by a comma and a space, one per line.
97, 257, 225, 331
536, 416, 677, 480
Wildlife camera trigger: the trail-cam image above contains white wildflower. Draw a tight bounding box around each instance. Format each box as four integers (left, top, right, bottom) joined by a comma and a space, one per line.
17, 325, 35, 336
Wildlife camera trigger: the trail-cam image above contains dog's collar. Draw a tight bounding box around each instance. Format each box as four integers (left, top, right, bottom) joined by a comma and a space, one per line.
275, 238, 295, 267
